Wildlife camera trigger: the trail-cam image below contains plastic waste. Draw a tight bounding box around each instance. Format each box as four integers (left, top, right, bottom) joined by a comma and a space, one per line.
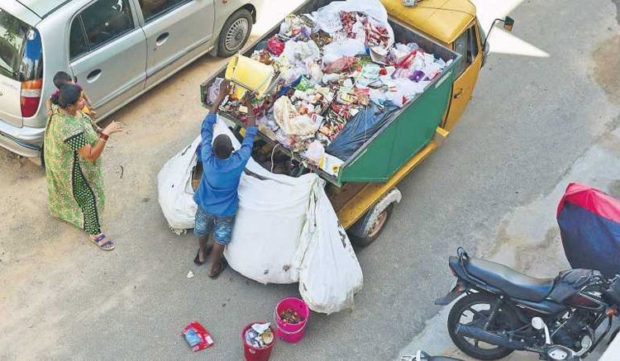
326, 101, 398, 160
324, 56, 357, 74
273, 96, 320, 136
303, 140, 325, 165
181, 322, 214, 352
322, 38, 366, 65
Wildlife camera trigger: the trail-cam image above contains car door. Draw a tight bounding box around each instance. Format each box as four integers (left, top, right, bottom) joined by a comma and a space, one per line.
135, 0, 215, 88
69, 0, 147, 117
443, 22, 483, 132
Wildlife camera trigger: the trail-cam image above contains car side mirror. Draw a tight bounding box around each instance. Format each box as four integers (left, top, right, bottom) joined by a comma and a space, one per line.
503, 16, 515, 32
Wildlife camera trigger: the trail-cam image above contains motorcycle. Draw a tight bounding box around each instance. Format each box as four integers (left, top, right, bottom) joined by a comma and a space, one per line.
435, 248, 620, 361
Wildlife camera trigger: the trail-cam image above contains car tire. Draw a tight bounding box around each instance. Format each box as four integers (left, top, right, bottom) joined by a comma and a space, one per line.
217, 9, 253, 57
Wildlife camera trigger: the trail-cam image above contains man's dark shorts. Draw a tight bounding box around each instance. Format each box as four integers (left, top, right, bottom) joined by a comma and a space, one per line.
194, 206, 235, 246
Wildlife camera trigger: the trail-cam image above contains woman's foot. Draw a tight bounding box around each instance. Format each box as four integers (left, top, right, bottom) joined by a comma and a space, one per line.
90, 233, 115, 251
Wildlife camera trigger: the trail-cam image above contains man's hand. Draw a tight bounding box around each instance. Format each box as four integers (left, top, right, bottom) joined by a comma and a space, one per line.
210, 80, 231, 114
242, 92, 257, 128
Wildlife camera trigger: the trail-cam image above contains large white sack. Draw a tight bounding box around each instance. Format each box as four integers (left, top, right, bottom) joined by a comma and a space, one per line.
157, 137, 201, 232
293, 180, 364, 314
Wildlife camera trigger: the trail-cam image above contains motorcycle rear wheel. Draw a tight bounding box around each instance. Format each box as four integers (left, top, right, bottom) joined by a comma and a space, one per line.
447, 293, 521, 360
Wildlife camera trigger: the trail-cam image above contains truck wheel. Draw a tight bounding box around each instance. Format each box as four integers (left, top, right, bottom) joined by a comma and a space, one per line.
217, 9, 253, 57
348, 188, 401, 247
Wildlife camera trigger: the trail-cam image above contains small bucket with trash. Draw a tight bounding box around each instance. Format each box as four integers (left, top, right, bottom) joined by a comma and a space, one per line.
275, 297, 309, 343
225, 54, 276, 99
242, 322, 276, 361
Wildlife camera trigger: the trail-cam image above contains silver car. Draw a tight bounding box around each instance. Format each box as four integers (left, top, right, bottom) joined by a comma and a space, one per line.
0, 0, 258, 162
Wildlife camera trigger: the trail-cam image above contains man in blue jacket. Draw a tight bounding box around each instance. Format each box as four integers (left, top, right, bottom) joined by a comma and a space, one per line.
194, 81, 258, 278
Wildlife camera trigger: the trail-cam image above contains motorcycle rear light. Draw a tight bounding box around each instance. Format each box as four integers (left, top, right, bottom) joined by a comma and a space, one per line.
20, 79, 42, 118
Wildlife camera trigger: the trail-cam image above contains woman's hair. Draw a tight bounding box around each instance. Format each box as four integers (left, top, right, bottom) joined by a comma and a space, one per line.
53, 71, 73, 89
58, 84, 82, 109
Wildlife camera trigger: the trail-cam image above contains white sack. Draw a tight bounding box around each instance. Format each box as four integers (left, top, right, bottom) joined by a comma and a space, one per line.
292, 180, 364, 314
311, 0, 395, 62
157, 137, 201, 233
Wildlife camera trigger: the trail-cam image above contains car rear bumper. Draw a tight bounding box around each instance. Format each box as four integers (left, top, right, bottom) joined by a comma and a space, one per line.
0, 120, 44, 158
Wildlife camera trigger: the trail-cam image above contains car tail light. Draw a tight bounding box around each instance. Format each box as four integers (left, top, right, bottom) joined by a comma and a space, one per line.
21, 79, 42, 118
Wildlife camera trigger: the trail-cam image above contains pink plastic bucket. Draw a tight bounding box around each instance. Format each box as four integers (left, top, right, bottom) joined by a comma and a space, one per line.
242, 322, 276, 361
275, 297, 309, 343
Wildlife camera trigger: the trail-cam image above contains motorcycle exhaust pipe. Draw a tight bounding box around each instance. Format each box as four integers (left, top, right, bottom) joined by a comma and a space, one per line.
455, 324, 527, 350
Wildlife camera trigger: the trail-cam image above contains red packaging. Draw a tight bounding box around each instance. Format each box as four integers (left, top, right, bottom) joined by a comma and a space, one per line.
181, 322, 215, 352
267, 37, 285, 56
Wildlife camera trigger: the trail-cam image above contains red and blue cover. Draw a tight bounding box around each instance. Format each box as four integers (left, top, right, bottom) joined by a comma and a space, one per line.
557, 183, 620, 277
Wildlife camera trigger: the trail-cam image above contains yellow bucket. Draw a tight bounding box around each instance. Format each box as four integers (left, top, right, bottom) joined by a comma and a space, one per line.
225, 54, 275, 99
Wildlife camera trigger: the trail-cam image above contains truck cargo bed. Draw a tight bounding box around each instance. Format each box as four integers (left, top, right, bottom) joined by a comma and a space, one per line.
200, 0, 460, 187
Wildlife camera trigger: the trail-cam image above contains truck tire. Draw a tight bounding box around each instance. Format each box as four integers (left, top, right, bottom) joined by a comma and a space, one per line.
348, 188, 401, 247
217, 9, 253, 57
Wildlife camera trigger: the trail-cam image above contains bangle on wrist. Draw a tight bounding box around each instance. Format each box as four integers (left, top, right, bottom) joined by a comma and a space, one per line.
100, 133, 109, 141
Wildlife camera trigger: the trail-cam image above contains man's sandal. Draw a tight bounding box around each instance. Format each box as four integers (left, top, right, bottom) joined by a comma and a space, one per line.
91, 234, 115, 251
194, 245, 213, 266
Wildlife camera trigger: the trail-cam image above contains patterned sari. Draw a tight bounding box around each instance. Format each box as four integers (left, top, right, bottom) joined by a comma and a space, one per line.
44, 108, 105, 235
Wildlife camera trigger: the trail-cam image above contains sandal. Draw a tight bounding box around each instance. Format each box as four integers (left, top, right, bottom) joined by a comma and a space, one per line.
193, 245, 213, 266
91, 234, 115, 251
208, 259, 228, 279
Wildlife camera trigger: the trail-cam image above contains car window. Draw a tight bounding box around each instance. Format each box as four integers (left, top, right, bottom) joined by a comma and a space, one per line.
0, 9, 29, 80
69, 16, 89, 59
453, 31, 467, 77
138, 0, 191, 22
453, 26, 479, 77
469, 26, 479, 60
72, 0, 134, 56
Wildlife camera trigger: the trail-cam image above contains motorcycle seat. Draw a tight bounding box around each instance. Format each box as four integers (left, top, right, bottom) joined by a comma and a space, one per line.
465, 258, 554, 302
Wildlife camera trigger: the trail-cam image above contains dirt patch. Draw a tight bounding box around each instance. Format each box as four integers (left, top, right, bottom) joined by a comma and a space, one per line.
592, 35, 620, 104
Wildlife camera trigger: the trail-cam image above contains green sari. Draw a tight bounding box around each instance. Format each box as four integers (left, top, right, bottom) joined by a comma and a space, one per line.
44, 108, 105, 235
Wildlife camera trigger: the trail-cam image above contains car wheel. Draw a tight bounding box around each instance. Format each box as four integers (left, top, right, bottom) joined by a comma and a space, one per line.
217, 9, 253, 57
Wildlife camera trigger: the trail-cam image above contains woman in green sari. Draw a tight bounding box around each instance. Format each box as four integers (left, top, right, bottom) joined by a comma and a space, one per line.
44, 84, 122, 251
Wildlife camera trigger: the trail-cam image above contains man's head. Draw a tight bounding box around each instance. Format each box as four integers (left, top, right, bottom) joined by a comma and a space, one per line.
213, 134, 233, 159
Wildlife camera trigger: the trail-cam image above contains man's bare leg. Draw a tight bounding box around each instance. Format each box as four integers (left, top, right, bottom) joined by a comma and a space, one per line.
209, 243, 226, 278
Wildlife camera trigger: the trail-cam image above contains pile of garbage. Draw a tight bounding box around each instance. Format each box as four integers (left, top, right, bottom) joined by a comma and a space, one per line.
278, 308, 304, 324
210, 0, 451, 175
244, 322, 274, 349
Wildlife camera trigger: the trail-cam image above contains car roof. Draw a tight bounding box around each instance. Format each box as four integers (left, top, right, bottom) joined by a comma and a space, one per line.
15, 0, 78, 18
381, 0, 476, 44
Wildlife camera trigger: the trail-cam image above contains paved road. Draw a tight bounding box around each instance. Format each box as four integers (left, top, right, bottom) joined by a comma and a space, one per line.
0, 0, 618, 360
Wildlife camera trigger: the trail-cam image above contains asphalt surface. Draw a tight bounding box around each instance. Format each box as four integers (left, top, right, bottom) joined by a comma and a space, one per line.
0, 0, 618, 360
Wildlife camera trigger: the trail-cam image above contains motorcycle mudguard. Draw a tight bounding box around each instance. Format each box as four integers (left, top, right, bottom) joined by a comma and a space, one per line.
435, 282, 465, 305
